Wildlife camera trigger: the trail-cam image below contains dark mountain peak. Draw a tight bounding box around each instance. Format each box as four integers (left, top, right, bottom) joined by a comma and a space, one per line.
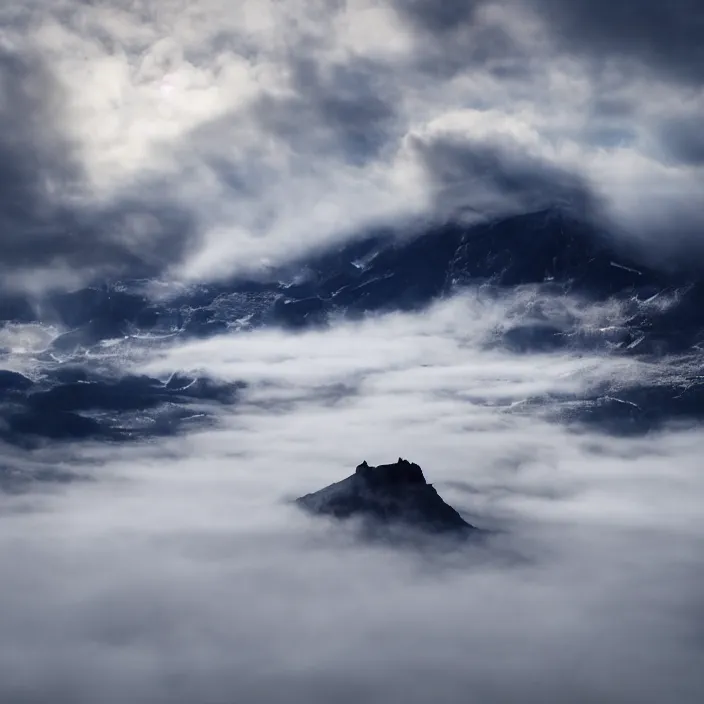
296, 459, 476, 537
355, 458, 426, 486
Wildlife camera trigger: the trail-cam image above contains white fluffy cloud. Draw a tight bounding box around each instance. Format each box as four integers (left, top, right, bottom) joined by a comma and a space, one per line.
0, 0, 702, 289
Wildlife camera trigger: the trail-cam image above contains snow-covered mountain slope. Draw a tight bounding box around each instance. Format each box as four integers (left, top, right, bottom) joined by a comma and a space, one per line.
1, 208, 703, 446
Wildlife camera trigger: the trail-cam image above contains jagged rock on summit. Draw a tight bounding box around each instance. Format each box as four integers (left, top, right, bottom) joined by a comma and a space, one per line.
296, 458, 477, 536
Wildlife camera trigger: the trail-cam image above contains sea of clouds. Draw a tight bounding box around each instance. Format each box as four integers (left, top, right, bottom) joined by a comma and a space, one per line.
1, 292, 703, 702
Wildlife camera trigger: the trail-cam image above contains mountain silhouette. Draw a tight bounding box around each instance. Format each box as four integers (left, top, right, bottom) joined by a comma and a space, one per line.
297, 459, 477, 536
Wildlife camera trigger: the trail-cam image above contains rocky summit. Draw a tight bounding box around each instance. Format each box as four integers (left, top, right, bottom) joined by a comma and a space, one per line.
296, 459, 477, 536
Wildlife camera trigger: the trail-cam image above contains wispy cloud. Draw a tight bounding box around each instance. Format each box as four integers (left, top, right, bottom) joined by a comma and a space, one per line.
0, 0, 702, 291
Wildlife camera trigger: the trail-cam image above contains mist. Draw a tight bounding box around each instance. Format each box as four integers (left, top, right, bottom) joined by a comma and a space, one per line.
1, 294, 703, 702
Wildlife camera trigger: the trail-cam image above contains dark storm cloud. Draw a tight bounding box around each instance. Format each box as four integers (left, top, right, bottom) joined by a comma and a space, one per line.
0, 47, 196, 291
255, 56, 399, 164
392, 0, 704, 87
411, 133, 597, 220
0, 50, 80, 251
392, 0, 487, 33
658, 114, 704, 167
530, 0, 704, 84
398, 0, 704, 84
393, 0, 531, 79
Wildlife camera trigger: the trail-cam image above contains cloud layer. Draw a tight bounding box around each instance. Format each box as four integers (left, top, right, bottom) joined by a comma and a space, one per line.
1, 295, 703, 702
0, 0, 702, 291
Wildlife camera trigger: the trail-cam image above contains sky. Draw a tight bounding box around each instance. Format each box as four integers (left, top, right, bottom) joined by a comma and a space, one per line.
1, 2, 704, 702
0, 0, 703, 290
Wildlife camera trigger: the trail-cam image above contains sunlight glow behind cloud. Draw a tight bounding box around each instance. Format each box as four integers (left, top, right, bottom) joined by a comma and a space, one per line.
0, 0, 702, 289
